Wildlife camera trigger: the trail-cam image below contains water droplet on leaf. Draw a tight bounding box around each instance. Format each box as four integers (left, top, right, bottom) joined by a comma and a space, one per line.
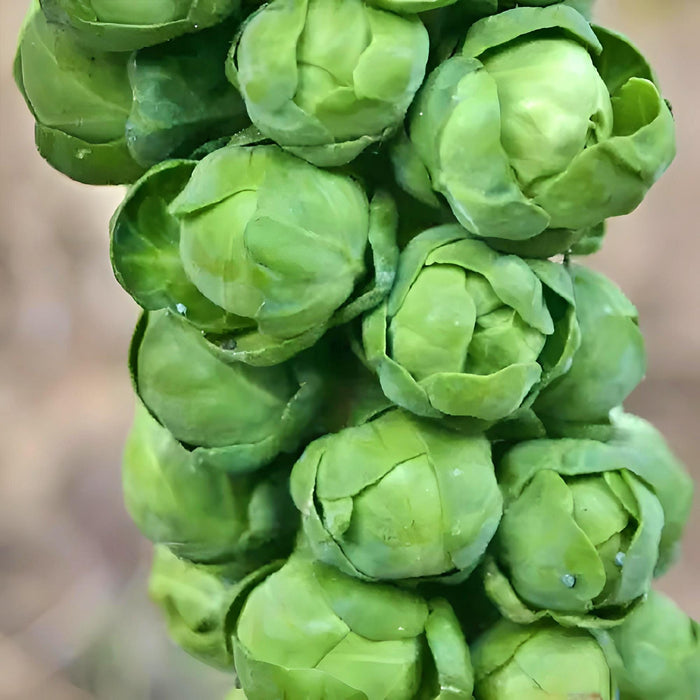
561, 573, 576, 588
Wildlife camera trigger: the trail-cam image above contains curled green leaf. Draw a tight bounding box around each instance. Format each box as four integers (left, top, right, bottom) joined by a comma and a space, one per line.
14, 2, 144, 185
40, 0, 240, 51
149, 546, 245, 669
126, 22, 251, 168
129, 310, 325, 472
123, 402, 298, 565
533, 265, 646, 433
593, 590, 700, 700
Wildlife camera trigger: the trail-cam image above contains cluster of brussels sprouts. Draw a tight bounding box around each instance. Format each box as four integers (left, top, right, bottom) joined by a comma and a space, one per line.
15, 0, 700, 698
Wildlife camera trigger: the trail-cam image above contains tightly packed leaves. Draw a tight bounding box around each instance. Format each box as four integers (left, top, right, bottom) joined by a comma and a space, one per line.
472, 620, 615, 698
291, 408, 502, 581
398, 5, 676, 256
15, 2, 250, 183
485, 433, 666, 627
111, 145, 398, 364
362, 225, 579, 425
230, 0, 429, 166
13, 1, 698, 699
230, 553, 474, 699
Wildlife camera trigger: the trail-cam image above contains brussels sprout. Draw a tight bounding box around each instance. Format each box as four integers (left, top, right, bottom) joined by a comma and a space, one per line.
606, 411, 693, 576
472, 619, 615, 699
594, 590, 700, 700
130, 310, 324, 473
13, 1, 145, 185
230, 553, 474, 699
40, 0, 240, 52
398, 6, 675, 256
229, 0, 429, 167
362, 226, 579, 427
291, 408, 502, 582
148, 546, 242, 669
123, 402, 298, 565
111, 145, 398, 365
126, 21, 250, 168
533, 265, 646, 436
485, 436, 666, 628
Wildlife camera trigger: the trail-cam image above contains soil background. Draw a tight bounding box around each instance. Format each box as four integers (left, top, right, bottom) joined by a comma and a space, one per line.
1, 1, 698, 698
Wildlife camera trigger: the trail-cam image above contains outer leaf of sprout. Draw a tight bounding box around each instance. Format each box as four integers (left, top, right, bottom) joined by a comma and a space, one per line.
534, 265, 646, 427
593, 590, 700, 700
607, 411, 694, 576
123, 403, 298, 565
126, 22, 250, 168
14, 2, 144, 185
40, 0, 241, 51
129, 311, 324, 473
148, 547, 242, 669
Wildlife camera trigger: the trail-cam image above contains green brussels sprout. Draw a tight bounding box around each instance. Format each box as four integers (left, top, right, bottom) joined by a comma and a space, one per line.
130, 310, 325, 473
472, 619, 615, 699
40, 0, 240, 52
362, 226, 579, 427
594, 590, 700, 700
123, 402, 298, 565
126, 21, 250, 168
485, 435, 666, 628
230, 553, 474, 699
111, 145, 398, 365
148, 546, 242, 669
291, 408, 502, 582
398, 6, 675, 256
606, 411, 693, 576
228, 0, 429, 167
13, 1, 145, 185
533, 265, 646, 436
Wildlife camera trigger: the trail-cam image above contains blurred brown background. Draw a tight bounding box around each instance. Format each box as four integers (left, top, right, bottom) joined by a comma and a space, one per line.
1, 1, 698, 698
